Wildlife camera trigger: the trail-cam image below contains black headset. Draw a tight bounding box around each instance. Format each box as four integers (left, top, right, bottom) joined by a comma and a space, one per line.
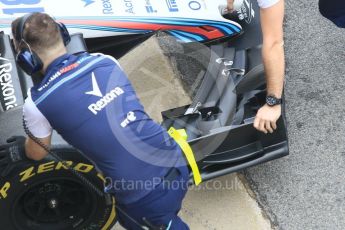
15, 13, 71, 76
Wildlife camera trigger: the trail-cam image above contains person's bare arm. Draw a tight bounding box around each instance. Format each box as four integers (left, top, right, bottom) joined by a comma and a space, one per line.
25, 135, 52, 161
254, 0, 285, 134
260, 0, 285, 98
23, 90, 53, 161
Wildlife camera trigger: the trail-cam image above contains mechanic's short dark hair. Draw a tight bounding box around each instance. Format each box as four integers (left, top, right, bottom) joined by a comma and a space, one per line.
11, 13, 63, 54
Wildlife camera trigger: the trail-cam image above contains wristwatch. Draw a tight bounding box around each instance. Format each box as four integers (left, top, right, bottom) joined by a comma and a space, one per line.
266, 95, 282, 106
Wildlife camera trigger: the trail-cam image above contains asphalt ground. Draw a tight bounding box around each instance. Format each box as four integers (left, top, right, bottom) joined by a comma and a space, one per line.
244, 0, 345, 229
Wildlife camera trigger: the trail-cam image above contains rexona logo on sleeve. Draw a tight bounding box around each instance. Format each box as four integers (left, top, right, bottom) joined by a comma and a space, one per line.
0, 57, 17, 111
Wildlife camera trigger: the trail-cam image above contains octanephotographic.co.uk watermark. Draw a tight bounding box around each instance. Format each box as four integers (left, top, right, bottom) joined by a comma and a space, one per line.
103, 176, 244, 192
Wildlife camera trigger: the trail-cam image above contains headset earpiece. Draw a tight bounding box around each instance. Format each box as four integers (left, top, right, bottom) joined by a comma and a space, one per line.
57, 22, 71, 46
16, 48, 43, 76
15, 13, 43, 75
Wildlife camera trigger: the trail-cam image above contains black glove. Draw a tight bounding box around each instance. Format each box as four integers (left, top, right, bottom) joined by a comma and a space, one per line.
0, 136, 27, 177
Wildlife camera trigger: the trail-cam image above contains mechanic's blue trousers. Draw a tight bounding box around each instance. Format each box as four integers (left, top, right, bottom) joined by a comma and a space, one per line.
319, 0, 345, 28
116, 166, 190, 230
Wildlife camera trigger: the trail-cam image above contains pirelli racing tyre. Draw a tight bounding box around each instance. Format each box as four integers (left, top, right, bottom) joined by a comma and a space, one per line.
0, 148, 116, 230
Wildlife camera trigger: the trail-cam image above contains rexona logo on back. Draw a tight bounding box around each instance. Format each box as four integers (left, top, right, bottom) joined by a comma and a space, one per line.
88, 87, 124, 115
0, 57, 17, 111
86, 72, 124, 115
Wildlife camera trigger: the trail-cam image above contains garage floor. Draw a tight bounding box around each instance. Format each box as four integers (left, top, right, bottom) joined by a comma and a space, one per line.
112, 37, 271, 230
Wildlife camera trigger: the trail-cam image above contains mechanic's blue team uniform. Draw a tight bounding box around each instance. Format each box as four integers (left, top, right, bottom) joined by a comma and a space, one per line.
28, 52, 189, 229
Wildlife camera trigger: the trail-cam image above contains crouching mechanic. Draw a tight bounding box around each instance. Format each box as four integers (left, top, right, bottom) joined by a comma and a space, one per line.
228, 0, 285, 134
11, 13, 190, 230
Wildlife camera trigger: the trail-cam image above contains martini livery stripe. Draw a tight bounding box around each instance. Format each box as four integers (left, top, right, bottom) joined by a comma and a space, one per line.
0, 16, 241, 43
59, 18, 240, 42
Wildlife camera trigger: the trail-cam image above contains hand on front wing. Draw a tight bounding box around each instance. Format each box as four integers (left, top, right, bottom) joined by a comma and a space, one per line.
254, 104, 282, 134
227, 0, 234, 12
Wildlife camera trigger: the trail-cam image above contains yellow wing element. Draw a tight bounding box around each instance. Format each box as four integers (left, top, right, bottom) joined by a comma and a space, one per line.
168, 127, 202, 186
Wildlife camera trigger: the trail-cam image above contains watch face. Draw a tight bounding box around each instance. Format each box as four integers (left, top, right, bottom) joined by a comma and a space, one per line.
266, 96, 277, 106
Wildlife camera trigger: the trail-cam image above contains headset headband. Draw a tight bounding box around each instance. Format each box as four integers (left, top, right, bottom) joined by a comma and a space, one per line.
15, 13, 34, 42
15, 13, 70, 46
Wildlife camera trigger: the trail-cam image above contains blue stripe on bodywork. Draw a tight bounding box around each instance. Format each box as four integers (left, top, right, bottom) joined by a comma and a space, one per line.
53, 16, 242, 33
134, 18, 240, 32
1, 16, 242, 31
34, 56, 106, 106
170, 30, 205, 42
70, 24, 151, 33
106, 18, 240, 34
168, 31, 192, 42
56, 16, 241, 30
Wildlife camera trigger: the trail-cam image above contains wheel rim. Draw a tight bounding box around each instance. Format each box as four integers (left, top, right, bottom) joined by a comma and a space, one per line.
12, 177, 97, 230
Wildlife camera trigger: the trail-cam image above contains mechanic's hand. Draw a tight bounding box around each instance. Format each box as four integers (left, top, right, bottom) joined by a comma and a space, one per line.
0, 136, 27, 177
254, 105, 282, 134
227, 0, 234, 12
